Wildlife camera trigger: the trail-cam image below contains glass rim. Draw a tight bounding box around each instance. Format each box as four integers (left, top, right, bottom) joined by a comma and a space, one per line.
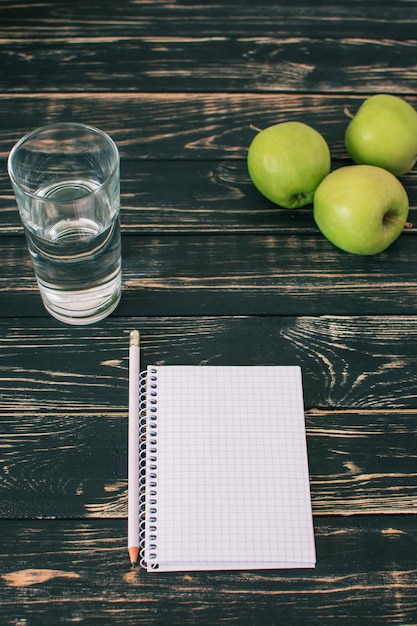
7, 121, 119, 202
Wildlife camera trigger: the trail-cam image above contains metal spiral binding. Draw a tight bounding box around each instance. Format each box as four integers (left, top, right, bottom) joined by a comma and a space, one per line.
138, 369, 149, 569
139, 367, 160, 571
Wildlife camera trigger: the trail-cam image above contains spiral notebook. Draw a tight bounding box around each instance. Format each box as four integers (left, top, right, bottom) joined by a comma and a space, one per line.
137, 365, 315, 572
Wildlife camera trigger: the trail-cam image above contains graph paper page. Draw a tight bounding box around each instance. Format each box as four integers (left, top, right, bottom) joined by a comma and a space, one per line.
143, 365, 315, 572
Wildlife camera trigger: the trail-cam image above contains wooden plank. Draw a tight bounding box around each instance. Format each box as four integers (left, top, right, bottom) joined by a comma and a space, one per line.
1, 0, 417, 39
0, 233, 417, 316
2, 0, 417, 39
1, 407, 417, 518
1, 315, 417, 411
118, 233, 417, 316
1, 36, 416, 94
1, 94, 417, 161
0, 517, 416, 625
2, 161, 417, 235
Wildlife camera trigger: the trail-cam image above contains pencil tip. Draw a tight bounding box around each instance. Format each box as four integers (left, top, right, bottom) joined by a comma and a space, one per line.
128, 546, 140, 567
131, 560, 138, 568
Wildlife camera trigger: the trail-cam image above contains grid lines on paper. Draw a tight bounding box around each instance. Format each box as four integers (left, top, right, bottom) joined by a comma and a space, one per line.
144, 365, 315, 569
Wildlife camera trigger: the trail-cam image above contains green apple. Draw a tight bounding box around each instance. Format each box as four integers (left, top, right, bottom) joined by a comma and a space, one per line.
313, 165, 410, 255
345, 94, 417, 176
247, 121, 331, 208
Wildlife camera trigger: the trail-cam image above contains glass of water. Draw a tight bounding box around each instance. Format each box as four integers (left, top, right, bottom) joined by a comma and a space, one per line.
8, 122, 122, 325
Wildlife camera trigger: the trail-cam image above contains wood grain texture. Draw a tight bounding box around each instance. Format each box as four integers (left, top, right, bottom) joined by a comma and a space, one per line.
3, 0, 417, 40
1, 36, 416, 94
1, 94, 417, 161
0, 518, 416, 625
0, 92, 348, 160
1, 318, 417, 518
2, 0, 417, 620
1, 0, 416, 99
1, 233, 417, 316
1, 408, 417, 518
1, 315, 417, 411
1, 162, 417, 235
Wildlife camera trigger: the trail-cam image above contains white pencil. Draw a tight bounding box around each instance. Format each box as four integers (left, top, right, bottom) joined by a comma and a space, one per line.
128, 329, 140, 566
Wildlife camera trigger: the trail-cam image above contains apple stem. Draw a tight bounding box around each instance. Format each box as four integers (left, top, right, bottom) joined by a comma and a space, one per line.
384, 215, 413, 228
250, 124, 263, 133
344, 107, 354, 119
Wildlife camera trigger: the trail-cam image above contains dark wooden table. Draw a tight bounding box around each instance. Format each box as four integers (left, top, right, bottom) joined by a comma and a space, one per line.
1, 1, 417, 623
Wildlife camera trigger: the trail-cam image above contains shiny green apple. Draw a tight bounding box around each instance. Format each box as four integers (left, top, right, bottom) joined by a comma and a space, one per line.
313, 165, 410, 255
247, 121, 331, 208
345, 94, 417, 176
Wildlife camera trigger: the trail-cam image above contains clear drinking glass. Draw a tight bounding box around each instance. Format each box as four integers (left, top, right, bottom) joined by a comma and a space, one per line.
8, 122, 122, 325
